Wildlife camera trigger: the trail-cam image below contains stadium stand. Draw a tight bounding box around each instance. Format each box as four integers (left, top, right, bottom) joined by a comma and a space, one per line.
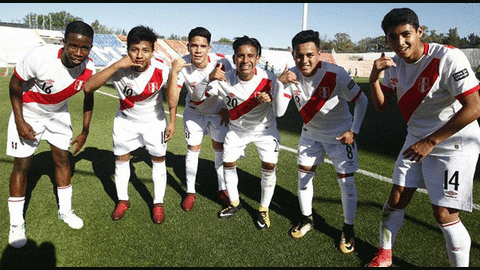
1, 24, 480, 77
90, 34, 127, 67
164, 39, 188, 56
0, 26, 46, 65
211, 43, 234, 57
34, 29, 63, 45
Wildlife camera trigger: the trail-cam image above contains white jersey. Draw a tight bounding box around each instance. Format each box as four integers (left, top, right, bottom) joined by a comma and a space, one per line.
207, 68, 278, 132
281, 61, 362, 144
178, 53, 232, 115
14, 45, 96, 119
382, 43, 480, 156
110, 57, 170, 123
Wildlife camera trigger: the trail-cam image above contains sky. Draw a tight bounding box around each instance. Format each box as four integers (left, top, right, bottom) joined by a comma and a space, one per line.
1, 3, 479, 49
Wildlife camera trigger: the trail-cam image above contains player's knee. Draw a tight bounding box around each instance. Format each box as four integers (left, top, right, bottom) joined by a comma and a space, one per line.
337, 174, 357, 195
298, 169, 315, 190
261, 168, 276, 188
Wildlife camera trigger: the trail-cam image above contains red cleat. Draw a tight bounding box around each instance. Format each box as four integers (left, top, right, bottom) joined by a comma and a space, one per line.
153, 203, 165, 224
181, 193, 196, 212
365, 248, 392, 267
218, 190, 230, 206
111, 200, 130, 221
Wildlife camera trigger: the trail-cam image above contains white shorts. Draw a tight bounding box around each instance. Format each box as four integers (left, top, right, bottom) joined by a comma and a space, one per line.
6, 111, 72, 158
112, 116, 167, 157
183, 109, 228, 146
393, 142, 477, 212
223, 127, 280, 164
297, 129, 359, 174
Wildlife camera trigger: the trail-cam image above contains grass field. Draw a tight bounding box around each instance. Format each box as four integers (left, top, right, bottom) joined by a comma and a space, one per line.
1, 74, 480, 267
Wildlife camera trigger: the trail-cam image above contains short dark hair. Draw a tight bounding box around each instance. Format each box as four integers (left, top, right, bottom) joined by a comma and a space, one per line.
65, 20, 94, 40
292, 30, 320, 50
188, 27, 211, 44
232, 36, 261, 57
381, 8, 420, 34
127, 25, 157, 50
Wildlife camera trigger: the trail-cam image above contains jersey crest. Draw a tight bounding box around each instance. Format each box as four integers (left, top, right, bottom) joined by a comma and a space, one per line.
229, 78, 272, 120
120, 68, 164, 111
397, 58, 440, 123
299, 71, 336, 124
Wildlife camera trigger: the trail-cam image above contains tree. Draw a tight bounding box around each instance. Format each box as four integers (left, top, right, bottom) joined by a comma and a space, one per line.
443, 28, 460, 47
23, 11, 81, 30
91, 19, 114, 34
333, 33, 355, 52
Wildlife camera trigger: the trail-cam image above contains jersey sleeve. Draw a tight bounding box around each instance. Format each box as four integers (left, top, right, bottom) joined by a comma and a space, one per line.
337, 66, 362, 102
442, 49, 480, 99
14, 47, 40, 83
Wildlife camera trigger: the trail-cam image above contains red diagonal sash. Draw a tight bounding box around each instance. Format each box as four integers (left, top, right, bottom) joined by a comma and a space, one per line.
229, 78, 272, 120
23, 68, 93, 104
397, 58, 440, 123
120, 68, 164, 111
299, 71, 336, 124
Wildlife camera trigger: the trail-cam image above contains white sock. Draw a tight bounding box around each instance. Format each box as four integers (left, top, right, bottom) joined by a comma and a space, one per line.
114, 160, 130, 201
152, 160, 167, 204
214, 150, 226, 191
259, 168, 276, 209
185, 149, 200, 194
224, 165, 239, 204
337, 175, 357, 225
379, 203, 405, 250
439, 219, 471, 267
8, 197, 25, 226
57, 185, 73, 214
297, 169, 315, 217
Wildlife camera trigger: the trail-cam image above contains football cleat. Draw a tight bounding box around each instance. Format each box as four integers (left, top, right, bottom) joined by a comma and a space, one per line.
58, 209, 84, 229
256, 210, 270, 230
9, 223, 27, 248
217, 203, 242, 219
153, 203, 165, 224
218, 190, 230, 206
181, 193, 196, 212
365, 248, 393, 267
339, 223, 355, 253
111, 200, 130, 221
290, 215, 314, 239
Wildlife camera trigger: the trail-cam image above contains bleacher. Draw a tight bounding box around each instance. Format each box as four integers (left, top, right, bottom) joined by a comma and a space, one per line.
90, 34, 127, 67
3, 24, 479, 78
211, 43, 234, 57
0, 26, 46, 65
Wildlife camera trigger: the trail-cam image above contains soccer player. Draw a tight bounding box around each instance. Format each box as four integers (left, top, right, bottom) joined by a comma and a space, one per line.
191, 36, 280, 230
366, 8, 480, 267
273, 30, 368, 253
84, 26, 176, 224
7, 21, 95, 248
169, 27, 233, 212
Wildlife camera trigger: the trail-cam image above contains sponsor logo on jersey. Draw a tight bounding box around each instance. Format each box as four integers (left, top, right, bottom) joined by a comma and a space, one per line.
452, 68, 469, 81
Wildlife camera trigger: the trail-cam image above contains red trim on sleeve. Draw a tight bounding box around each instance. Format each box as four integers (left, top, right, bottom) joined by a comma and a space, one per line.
455, 85, 480, 100
349, 90, 362, 103
13, 69, 25, 83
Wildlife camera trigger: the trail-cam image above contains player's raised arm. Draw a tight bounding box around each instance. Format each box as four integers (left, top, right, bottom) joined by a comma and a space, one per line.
84, 55, 140, 94
273, 65, 295, 117
191, 63, 224, 101
369, 52, 396, 111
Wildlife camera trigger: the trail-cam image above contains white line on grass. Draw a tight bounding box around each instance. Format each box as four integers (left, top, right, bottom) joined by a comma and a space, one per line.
96, 90, 480, 211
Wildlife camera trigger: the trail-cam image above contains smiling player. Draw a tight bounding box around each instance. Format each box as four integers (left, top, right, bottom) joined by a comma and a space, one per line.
366, 8, 480, 267
84, 26, 177, 224
7, 21, 95, 248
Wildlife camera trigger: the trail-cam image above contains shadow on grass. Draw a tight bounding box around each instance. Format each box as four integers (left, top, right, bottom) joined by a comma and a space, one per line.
0, 240, 56, 267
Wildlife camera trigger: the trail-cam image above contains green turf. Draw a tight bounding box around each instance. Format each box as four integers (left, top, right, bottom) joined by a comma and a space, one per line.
0, 75, 479, 267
